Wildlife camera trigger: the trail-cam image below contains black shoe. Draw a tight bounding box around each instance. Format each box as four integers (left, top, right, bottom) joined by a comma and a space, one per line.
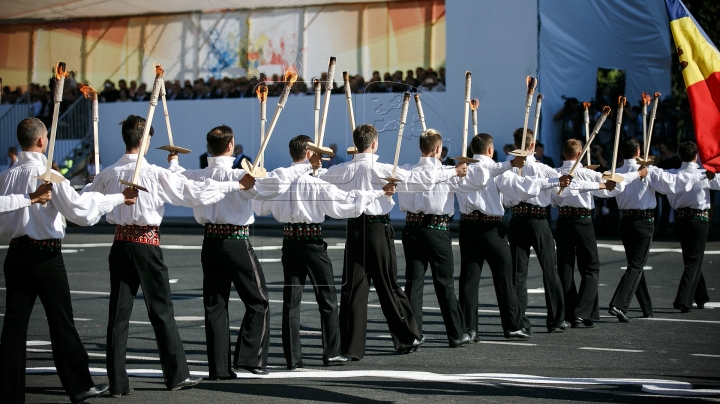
608, 306, 630, 323
287, 362, 305, 370
547, 321, 570, 333
170, 376, 203, 391
109, 387, 134, 398
680, 306, 691, 313
643, 313, 654, 318
235, 365, 269, 375
323, 355, 351, 366
207, 371, 237, 380
522, 327, 534, 337
71, 384, 109, 403
504, 329, 531, 339
571, 317, 596, 328
411, 335, 426, 352
467, 330, 478, 343
449, 333, 472, 348
697, 302, 706, 310
396, 337, 424, 354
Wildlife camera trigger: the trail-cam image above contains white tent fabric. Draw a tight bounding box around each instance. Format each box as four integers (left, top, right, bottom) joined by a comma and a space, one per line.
1, 0, 397, 21
537, 0, 672, 162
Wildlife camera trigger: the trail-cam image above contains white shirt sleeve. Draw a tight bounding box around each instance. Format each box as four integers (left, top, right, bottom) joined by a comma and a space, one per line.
0, 194, 31, 213
157, 170, 240, 208
317, 183, 384, 219
497, 171, 559, 200
247, 163, 312, 200
649, 167, 705, 194
50, 180, 125, 226
391, 165, 455, 192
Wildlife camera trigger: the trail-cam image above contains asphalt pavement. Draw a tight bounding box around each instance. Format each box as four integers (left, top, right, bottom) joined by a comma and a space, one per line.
1, 226, 720, 403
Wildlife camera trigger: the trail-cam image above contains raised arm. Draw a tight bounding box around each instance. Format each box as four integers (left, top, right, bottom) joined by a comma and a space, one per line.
51, 180, 129, 226
158, 170, 240, 208
497, 171, 561, 201
247, 163, 313, 200
390, 164, 458, 192
648, 166, 706, 194
317, 182, 385, 219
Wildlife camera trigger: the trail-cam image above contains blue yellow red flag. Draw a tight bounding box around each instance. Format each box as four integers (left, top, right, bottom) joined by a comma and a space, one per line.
665, 0, 720, 171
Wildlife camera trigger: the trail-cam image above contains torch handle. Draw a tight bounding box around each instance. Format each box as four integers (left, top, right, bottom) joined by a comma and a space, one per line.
645, 97, 659, 160
314, 109, 320, 145
45, 78, 66, 177
318, 86, 332, 148
131, 102, 158, 184
557, 114, 606, 195
531, 95, 543, 153
461, 101, 470, 158
611, 104, 624, 175
259, 118, 266, 169
93, 119, 100, 176
519, 95, 532, 152
584, 109, 591, 166
415, 95, 427, 132
472, 108, 478, 138
251, 105, 283, 172
160, 91, 174, 147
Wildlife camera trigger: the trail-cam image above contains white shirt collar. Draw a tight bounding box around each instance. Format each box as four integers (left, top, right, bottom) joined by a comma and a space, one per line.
354, 153, 380, 162
291, 160, 311, 167
118, 153, 148, 165
208, 156, 235, 168
475, 154, 494, 164
625, 159, 638, 165
526, 155, 536, 163
562, 160, 577, 168
18, 151, 47, 165
681, 161, 699, 170
418, 156, 440, 165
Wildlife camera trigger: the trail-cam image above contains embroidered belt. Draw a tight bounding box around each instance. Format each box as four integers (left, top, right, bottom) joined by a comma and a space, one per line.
405, 212, 449, 231
511, 202, 547, 219
9, 236, 61, 253
461, 210, 502, 223
204, 224, 250, 240
114, 225, 161, 246
349, 214, 391, 224
676, 208, 709, 222
558, 206, 593, 219
620, 209, 654, 222
284, 223, 323, 241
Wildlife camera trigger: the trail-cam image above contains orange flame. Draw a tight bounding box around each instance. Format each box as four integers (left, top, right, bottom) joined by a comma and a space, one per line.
582, 101, 591, 110
470, 99, 480, 111
526, 76, 537, 92
154, 64, 164, 78
617, 96, 627, 106
256, 84, 268, 102
654, 92, 661, 99
78, 83, 97, 99
54, 62, 68, 80
642, 92, 651, 105
284, 67, 298, 86
602, 106, 611, 115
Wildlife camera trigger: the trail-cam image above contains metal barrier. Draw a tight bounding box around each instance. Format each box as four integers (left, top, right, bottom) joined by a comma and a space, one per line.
0, 93, 32, 167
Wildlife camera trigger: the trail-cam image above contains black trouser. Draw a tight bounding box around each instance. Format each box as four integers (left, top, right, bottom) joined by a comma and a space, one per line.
106, 242, 190, 391
508, 216, 565, 329
458, 220, 523, 332
281, 238, 341, 365
1, 247, 95, 403
673, 217, 710, 309
556, 217, 601, 321
200, 237, 270, 376
609, 219, 654, 316
340, 217, 421, 359
402, 225, 465, 341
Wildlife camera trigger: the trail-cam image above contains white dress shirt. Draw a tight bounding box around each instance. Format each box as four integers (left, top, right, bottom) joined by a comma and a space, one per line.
398, 156, 513, 215
614, 159, 705, 210
319, 152, 456, 216
254, 161, 384, 223
0, 152, 125, 239
0, 194, 31, 213
178, 156, 311, 226
551, 160, 640, 209
83, 154, 240, 226
502, 155, 600, 208
665, 161, 720, 210
456, 154, 562, 216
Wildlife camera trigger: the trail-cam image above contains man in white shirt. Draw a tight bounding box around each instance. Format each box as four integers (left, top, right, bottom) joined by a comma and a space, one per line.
320, 124, 466, 359
84, 115, 249, 395
608, 137, 708, 322
0, 182, 52, 212
457, 133, 575, 342
174, 127, 318, 377
255, 135, 394, 370
0, 118, 137, 404
505, 128, 611, 334
552, 139, 646, 328
663, 141, 718, 313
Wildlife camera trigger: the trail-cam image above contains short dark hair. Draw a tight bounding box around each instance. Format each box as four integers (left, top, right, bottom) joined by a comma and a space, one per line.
17, 117, 46, 148
289, 135, 312, 161
512, 128, 534, 151
8, 147, 18, 155
120, 115, 154, 149
419, 129, 442, 154
206, 125, 234, 156
678, 141, 698, 162
536, 142, 545, 149
353, 124, 378, 151
470, 133, 493, 155
619, 137, 640, 159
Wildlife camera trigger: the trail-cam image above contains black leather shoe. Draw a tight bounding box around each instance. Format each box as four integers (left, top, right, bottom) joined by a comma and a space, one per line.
608, 306, 630, 323
467, 330, 478, 343
71, 384, 109, 403
522, 327, 534, 337
170, 376, 203, 391
504, 329, 531, 339
643, 313, 654, 318
396, 337, 424, 354
697, 302, 706, 309
235, 365, 269, 375
324, 355, 351, 366
680, 306, 691, 313
207, 371, 237, 380
547, 321, 570, 333
449, 333, 472, 348
109, 387, 134, 398
571, 317, 596, 328
411, 335, 426, 352
287, 362, 305, 370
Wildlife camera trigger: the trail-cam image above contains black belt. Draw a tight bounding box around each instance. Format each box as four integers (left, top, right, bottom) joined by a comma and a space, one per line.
620, 209, 654, 222
511, 202, 547, 219
9, 235, 61, 253
461, 210, 502, 223
558, 206, 593, 219
348, 214, 390, 224
676, 208, 709, 222
284, 223, 323, 241
405, 212, 449, 231
204, 224, 250, 240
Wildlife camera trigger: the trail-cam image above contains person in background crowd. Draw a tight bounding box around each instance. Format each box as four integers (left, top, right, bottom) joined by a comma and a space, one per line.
503, 144, 514, 162
322, 144, 345, 168
534, 142, 555, 168
232, 144, 252, 170
553, 96, 582, 143
7, 147, 18, 169
441, 147, 455, 166
200, 145, 212, 169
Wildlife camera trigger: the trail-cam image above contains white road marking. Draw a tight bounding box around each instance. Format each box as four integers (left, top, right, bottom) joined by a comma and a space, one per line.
129, 321, 152, 325
175, 316, 205, 321
73, 318, 92, 321
699, 302, 720, 309
621, 266, 652, 270
691, 354, 720, 358
258, 258, 281, 263
26, 349, 208, 365
527, 288, 545, 294
23, 367, 717, 396
579, 347, 644, 353
161, 245, 202, 250
253, 246, 282, 251
640, 317, 720, 325
63, 249, 79, 254
169, 279, 179, 284
477, 341, 536, 347
26, 341, 51, 346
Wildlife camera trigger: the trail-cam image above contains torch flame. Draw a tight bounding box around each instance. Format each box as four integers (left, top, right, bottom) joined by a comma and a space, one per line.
54, 62, 68, 80
256, 84, 268, 102
642, 92, 652, 105
470, 99, 480, 111
154, 64, 164, 78
526, 76, 537, 93
617, 96, 627, 106
284, 67, 299, 86
602, 106, 611, 116
654, 92, 661, 98
582, 101, 591, 110
78, 83, 97, 99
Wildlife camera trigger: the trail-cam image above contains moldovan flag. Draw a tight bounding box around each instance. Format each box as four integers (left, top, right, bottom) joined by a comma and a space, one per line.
665, 0, 720, 171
